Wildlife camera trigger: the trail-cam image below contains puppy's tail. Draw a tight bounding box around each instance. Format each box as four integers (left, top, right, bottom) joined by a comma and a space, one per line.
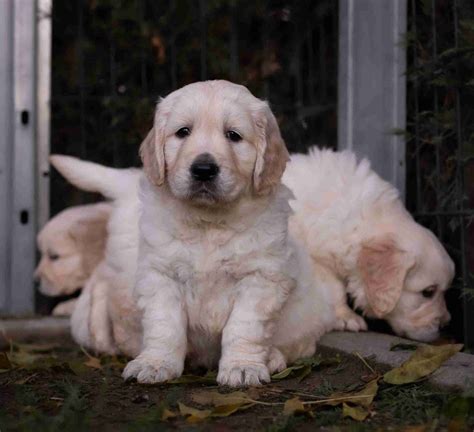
49, 155, 141, 201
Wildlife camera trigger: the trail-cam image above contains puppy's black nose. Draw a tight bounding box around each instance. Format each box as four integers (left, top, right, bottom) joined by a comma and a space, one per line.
190, 153, 219, 182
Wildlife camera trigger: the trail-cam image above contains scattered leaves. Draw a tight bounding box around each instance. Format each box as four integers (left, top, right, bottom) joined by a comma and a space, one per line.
384, 344, 463, 385
327, 379, 379, 408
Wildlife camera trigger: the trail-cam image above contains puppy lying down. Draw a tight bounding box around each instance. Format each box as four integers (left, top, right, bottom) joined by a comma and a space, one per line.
35, 203, 111, 316
284, 148, 454, 342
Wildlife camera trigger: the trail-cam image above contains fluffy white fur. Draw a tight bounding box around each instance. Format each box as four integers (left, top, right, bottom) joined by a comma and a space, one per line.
50, 155, 142, 357
123, 81, 334, 387
284, 148, 454, 342
35, 202, 111, 315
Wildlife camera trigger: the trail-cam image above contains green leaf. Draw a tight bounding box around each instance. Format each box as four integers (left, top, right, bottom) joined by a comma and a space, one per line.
342, 403, 369, 421
384, 344, 463, 385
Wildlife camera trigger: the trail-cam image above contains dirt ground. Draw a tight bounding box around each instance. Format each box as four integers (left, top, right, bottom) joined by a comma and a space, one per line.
0, 341, 473, 432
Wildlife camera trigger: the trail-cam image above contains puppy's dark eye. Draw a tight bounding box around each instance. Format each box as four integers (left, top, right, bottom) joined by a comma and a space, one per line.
175, 127, 191, 138
225, 130, 242, 142
422, 286, 437, 299
49, 253, 60, 261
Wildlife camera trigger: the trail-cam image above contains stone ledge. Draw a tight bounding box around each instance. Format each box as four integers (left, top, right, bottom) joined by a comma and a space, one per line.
1, 318, 473, 391
0, 316, 70, 349
320, 331, 474, 391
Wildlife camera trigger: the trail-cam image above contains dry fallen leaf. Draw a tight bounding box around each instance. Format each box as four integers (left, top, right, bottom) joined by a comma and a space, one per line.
283, 397, 306, 416
327, 379, 379, 408
342, 403, 369, 421
384, 344, 463, 385
161, 407, 178, 421
178, 402, 212, 423
169, 372, 217, 385
191, 390, 256, 406
84, 355, 102, 369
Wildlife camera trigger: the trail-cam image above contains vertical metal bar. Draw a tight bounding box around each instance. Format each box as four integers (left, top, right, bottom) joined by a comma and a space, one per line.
169, 1, 177, 90
307, 19, 315, 105
411, 0, 422, 212
318, 19, 327, 102
453, 0, 473, 348
338, 0, 406, 197
229, 0, 238, 81
11, 0, 36, 313
110, 37, 118, 166
77, 0, 86, 160
431, 0, 443, 239
199, 0, 207, 80
36, 0, 52, 231
262, 0, 269, 100
294, 18, 303, 149
0, 0, 13, 313
139, 0, 147, 95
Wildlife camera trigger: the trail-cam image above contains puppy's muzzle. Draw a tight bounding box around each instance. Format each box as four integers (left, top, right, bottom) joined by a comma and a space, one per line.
190, 153, 219, 182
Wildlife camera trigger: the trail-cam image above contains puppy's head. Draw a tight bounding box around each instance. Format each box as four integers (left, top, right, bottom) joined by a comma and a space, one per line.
35, 203, 111, 296
140, 80, 289, 207
354, 211, 454, 342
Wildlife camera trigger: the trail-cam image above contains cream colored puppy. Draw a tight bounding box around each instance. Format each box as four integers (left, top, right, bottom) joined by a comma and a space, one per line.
284, 148, 454, 342
50, 155, 143, 356
122, 80, 334, 386
35, 203, 111, 315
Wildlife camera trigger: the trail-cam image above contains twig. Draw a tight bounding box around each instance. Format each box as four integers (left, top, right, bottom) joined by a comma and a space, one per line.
353, 351, 376, 375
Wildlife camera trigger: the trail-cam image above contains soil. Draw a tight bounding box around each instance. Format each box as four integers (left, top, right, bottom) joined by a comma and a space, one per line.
0, 342, 472, 432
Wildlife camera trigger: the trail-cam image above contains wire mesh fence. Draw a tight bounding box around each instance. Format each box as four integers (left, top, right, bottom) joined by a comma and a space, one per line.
50, 0, 338, 215
406, 0, 474, 347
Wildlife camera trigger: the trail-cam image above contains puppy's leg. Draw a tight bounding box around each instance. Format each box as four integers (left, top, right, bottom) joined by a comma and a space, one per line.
89, 271, 118, 355
331, 276, 367, 332
122, 271, 186, 384
52, 298, 77, 316
217, 275, 291, 387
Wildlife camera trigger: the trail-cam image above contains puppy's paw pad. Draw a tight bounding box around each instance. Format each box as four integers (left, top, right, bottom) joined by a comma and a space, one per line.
268, 348, 287, 374
122, 357, 180, 384
217, 363, 270, 387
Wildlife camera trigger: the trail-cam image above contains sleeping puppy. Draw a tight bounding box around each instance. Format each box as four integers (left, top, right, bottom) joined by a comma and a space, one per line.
35, 203, 111, 315
122, 80, 334, 386
284, 148, 454, 342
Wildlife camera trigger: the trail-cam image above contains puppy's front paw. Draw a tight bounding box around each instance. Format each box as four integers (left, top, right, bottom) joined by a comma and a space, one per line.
217, 362, 270, 387
122, 355, 181, 384
268, 347, 287, 374
334, 306, 368, 332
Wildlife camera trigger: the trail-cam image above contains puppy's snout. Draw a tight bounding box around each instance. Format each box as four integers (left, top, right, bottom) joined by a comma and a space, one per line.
190, 153, 219, 182
440, 310, 451, 328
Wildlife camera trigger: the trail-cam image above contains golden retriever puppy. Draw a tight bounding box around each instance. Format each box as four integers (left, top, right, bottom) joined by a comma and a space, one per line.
284, 147, 454, 342
49, 155, 143, 356
122, 80, 334, 386
35, 203, 111, 315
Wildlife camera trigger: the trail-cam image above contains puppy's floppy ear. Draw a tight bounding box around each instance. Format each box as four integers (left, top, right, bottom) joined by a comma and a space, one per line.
140, 100, 169, 186
253, 102, 290, 195
69, 208, 109, 273
358, 236, 415, 318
